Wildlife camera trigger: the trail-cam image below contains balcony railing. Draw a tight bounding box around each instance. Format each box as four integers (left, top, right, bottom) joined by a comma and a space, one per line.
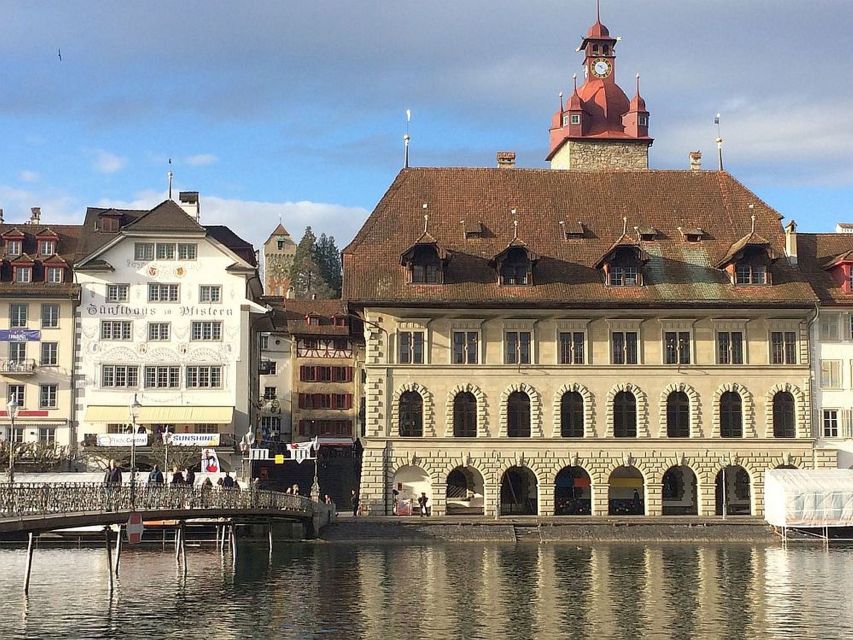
0, 359, 37, 375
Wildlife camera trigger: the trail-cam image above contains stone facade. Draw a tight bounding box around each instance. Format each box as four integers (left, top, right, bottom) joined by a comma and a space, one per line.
550, 139, 650, 170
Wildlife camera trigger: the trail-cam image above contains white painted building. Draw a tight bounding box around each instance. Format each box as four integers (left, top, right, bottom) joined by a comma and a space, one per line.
73, 197, 265, 470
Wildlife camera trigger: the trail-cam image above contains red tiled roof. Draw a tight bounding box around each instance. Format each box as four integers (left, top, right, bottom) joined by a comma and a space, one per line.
798, 233, 853, 305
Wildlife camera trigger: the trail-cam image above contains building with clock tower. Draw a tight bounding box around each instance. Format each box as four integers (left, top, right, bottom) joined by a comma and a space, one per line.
547, 8, 652, 170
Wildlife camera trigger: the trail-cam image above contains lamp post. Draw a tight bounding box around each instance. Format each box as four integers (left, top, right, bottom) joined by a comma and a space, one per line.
7, 398, 19, 484
129, 394, 142, 507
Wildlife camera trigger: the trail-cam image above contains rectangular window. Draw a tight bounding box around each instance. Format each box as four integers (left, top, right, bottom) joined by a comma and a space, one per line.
664, 331, 691, 365
155, 242, 176, 260
571, 114, 581, 125
8, 385, 24, 407
148, 283, 179, 302
771, 331, 797, 365
38, 428, 55, 444
41, 304, 59, 328
609, 266, 639, 286
452, 331, 479, 364
106, 284, 129, 302
505, 331, 532, 365
260, 416, 282, 433
134, 243, 155, 261
199, 285, 222, 303
6, 240, 21, 256
558, 332, 585, 365
9, 342, 26, 361
399, 331, 425, 364
297, 393, 352, 410
46, 267, 63, 283
39, 384, 58, 409
148, 322, 171, 341
38, 240, 55, 256
263, 386, 277, 400
186, 366, 223, 389
735, 264, 767, 285
819, 315, 839, 341
101, 320, 132, 340
823, 409, 839, 438
717, 331, 744, 365
10, 303, 27, 328
15, 267, 32, 283
259, 335, 269, 350
178, 243, 197, 260
144, 366, 180, 389
102, 365, 139, 388
191, 321, 222, 341
611, 331, 639, 365
820, 360, 842, 389
40, 342, 58, 366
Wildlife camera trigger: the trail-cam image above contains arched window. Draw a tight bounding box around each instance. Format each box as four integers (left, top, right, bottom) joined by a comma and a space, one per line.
773, 391, 796, 438
560, 391, 584, 438
720, 391, 742, 438
399, 391, 423, 437
666, 391, 690, 438
499, 248, 531, 285
507, 391, 531, 437
453, 392, 477, 438
613, 391, 637, 438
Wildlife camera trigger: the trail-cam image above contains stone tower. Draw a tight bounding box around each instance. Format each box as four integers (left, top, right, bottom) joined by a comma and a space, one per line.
547, 5, 652, 170
263, 223, 297, 296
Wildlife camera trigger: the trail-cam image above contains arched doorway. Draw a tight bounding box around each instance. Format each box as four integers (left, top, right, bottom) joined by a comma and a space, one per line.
500, 466, 538, 515
392, 465, 431, 516
445, 466, 485, 515
715, 465, 751, 516
608, 467, 644, 515
661, 465, 698, 515
554, 466, 592, 515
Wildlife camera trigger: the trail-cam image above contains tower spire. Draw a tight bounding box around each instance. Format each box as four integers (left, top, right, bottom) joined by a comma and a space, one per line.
596, 0, 601, 23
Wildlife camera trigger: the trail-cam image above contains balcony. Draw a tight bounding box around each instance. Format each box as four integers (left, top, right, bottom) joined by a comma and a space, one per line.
0, 359, 37, 375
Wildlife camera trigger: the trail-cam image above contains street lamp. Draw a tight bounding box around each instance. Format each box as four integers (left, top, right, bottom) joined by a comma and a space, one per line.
129, 394, 142, 506
7, 397, 19, 484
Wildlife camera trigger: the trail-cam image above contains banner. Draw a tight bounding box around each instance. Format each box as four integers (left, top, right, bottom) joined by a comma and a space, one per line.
201, 448, 220, 473
0, 329, 41, 342
165, 433, 220, 447
96, 434, 147, 447
287, 437, 318, 464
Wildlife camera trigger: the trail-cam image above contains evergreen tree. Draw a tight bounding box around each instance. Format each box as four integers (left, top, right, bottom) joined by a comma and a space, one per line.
313, 233, 342, 298
289, 226, 333, 299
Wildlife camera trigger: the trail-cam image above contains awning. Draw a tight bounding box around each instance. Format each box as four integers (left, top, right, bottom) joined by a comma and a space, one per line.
85, 405, 234, 424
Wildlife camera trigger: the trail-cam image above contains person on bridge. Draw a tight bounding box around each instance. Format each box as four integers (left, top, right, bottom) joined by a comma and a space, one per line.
148, 465, 164, 486
171, 466, 185, 485
104, 459, 122, 485
185, 467, 196, 488
222, 472, 235, 489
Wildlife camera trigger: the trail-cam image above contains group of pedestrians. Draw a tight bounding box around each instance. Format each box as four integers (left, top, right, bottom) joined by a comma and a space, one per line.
101, 459, 238, 490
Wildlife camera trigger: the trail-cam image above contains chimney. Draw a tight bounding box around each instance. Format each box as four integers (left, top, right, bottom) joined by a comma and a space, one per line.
496, 151, 516, 169
30, 207, 41, 224
689, 151, 702, 171
178, 191, 200, 221
784, 220, 798, 265
0, 209, 4, 224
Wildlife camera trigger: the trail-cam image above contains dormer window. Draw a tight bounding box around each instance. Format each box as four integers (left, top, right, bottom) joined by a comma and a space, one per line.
597, 243, 648, 287
38, 240, 56, 256
499, 247, 532, 285
637, 226, 657, 241
333, 315, 347, 327
7, 240, 21, 256
306, 315, 321, 326
610, 265, 639, 286
15, 267, 32, 283
100, 216, 119, 232
571, 114, 581, 125
46, 267, 63, 284
405, 245, 443, 284
735, 263, 767, 285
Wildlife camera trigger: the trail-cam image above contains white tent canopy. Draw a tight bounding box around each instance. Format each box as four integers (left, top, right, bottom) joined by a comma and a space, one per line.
764, 469, 853, 528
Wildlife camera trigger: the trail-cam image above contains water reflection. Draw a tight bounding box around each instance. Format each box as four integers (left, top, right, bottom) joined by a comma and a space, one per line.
0, 542, 852, 639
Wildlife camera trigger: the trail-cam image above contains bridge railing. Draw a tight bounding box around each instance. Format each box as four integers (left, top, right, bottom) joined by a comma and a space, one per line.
0, 483, 315, 519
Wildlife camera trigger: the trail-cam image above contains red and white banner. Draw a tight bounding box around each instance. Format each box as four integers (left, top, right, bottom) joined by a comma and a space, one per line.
287, 437, 318, 464
201, 448, 221, 473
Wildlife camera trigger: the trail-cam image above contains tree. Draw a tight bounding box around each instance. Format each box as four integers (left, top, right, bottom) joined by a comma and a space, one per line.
289, 226, 333, 299
313, 233, 342, 298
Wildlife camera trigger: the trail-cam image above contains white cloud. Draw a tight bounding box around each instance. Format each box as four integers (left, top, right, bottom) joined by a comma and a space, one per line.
0, 185, 78, 224
92, 149, 127, 174
184, 153, 218, 166
18, 170, 39, 183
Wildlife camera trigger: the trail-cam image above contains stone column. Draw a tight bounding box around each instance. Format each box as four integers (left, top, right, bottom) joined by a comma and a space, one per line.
358, 444, 388, 516
698, 478, 717, 517
644, 480, 662, 516
431, 479, 447, 516
592, 482, 610, 516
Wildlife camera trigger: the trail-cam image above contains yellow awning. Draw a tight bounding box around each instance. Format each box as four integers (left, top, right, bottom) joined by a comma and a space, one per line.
85, 405, 234, 424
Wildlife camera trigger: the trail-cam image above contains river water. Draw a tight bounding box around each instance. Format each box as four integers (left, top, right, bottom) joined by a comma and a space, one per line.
0, 541, 850, 639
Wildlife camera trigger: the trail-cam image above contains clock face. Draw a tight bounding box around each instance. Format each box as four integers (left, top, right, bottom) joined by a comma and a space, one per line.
592, 59, 612, 78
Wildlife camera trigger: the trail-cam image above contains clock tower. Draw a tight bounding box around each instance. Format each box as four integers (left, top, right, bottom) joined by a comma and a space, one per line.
547, 4, 652, 170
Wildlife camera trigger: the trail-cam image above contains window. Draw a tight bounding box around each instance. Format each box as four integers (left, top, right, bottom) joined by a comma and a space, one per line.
820, 360, 842, 389
41, 304, 59, 328
134, 243, 155, 261
38, 428, 55, 444
40, 342, 58, 366
560, 391, 584, 438
14, 267, 32, 283
399, 391, 423, 437
412, 262, 441, 284
571, 114, 581, 125
562, 114, 570, 126
452, 331, 479, 364
39, 384, 57, 409
199, 285, 222, 303
820, 315, 840, 341
191, 321, 222, 341
609, 266, 639, 286
264, 361, 277, 375
717, 331, 744, 365
46, 267, 63, 283
664, 331, 691, 365
10, 427, 23, 443
144, 366, 180, 388
297, 420, 352, 437
148, 283, 179, 302
9, 342, 26, 361
298, 393, 352, 410
613, 391, 637, 437
101, 320, 132, 340
500, 248, 531, 285
735, 264, 767, 285
507, 391, 531, 437
263, 386, 277, 400
259, 335, 269, 350
823, 409, 839, 438
178, 243, 197, 260
558, 332, 585, 365
148, 322, 171, 341
102, 365, 139, 388
106, 284, 129, 302
638, 115, 649, 127
666, 391, 690, 438
505, 331, 532, 365
6, 240, 21, 256
398, 331, 425, 364
611, 332, 638, 365
453, 392, 477, 437
193, 424, 218, 434
156, 243, 176, 260
100, 216, 119, 232
720, 391, 743, 438
772, 392, 796, 438
10, 304, 28, 327
186, 366, 223, 389
770, 331, 797, 365
260, 416, 282, 434
8, 385, 24, 406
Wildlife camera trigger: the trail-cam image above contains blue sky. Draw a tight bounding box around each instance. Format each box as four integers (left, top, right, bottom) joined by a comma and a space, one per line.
1, 0, 852, 250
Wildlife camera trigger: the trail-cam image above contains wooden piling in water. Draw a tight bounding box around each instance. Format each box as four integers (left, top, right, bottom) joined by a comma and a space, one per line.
113, 525, 122, 576
23, 532, 34, 594
104, 528, 114, 592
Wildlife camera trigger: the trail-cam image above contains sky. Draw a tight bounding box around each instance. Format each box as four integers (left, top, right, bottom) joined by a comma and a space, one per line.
1, 0, 852, 251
